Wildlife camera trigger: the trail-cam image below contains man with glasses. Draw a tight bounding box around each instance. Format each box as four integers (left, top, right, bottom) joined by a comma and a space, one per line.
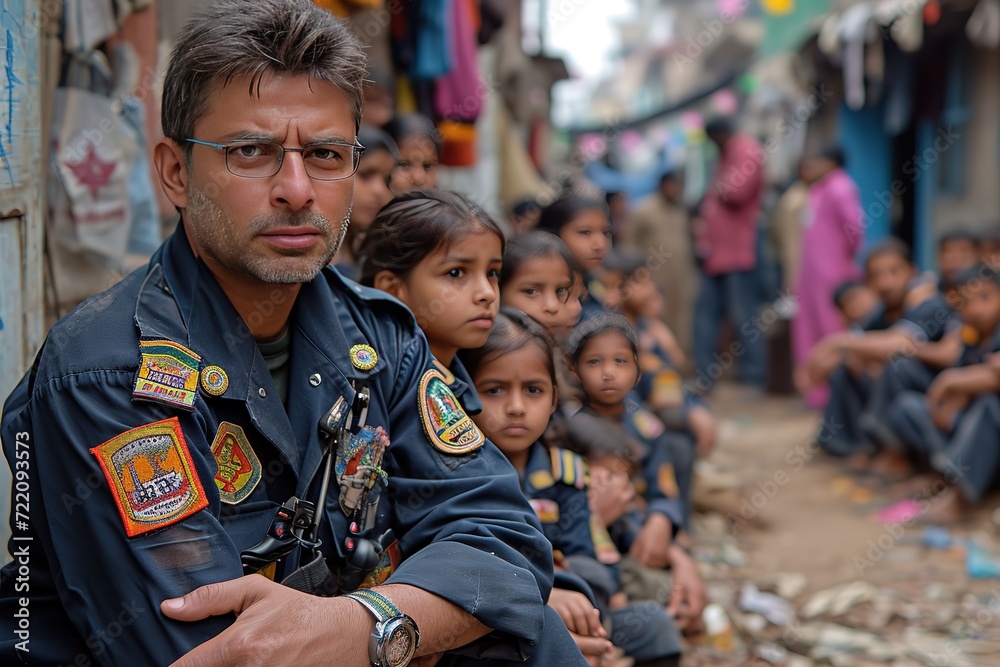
0, 1, 586, 665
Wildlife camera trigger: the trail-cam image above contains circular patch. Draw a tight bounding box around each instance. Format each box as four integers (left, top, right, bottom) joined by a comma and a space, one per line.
350, 344, 378, 371
201, 365, 229, 396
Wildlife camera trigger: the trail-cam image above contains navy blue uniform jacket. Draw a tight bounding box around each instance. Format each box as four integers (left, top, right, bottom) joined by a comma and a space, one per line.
0, 224, 552, 665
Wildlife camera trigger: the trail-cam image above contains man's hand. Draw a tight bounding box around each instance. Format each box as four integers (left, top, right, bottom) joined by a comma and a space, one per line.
163, 575, 370, 667
629, 513, 673, 569
666, 546, 707, 633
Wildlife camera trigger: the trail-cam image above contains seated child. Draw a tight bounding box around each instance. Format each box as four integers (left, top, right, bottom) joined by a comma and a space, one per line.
883, 264, 1000, 521
568, 314, 695, 557
603, 249, 716, 459
462, 312, 683, 667
832, 280, 879, 328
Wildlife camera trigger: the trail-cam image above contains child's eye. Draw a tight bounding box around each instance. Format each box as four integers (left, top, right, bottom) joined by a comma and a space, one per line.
487, 269, 500, 280
522, 288, 540, 297
579, 230, 591, 236
447, 268, 465, 278
484, 387, 503, 395
526, 386, 542, 395
586, 358, 600, 365
556, 286, 570, 300
615, 357, 629, 364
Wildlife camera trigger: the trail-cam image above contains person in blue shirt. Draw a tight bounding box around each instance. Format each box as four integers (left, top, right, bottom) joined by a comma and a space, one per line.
0, 2, 583, 665
804, 239, 955, 464
885, 265, 1000, 522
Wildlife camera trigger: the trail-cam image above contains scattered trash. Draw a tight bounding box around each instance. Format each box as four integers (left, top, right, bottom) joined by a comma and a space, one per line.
875, 499, 922, 524
702, 603, 734, 652
739, 583, 795, 626
753, 642, 789, 665
755, 572, 808, 601
966, 539, 1000, 579
920, 526, 953, 549
801, 581, 876, 619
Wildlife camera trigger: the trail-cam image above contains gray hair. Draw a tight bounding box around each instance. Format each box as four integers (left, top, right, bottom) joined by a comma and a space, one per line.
161, 0, 367, 145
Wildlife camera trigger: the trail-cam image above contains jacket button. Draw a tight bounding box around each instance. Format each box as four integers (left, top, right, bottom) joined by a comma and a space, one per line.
309, 373, 322, 387
258, 387, 267, 398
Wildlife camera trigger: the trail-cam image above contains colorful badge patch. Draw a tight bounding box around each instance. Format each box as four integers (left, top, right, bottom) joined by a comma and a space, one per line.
633, 408, 666, 441
431, 358, 456, 385
359, 540, 402, 590
961, 325, 982, 347
418, 368, 485, 455
350, 344, 378, 371
211, 422, 262, 504
133, 340, 201, 410
529, 498, 561, 523
201, 365, 229, 397
658, 463, 680, 499
90, 417, 208, 538
550, 448, 587, 490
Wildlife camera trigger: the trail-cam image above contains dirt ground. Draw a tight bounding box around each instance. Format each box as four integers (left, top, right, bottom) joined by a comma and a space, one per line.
680, 383, 1000, 667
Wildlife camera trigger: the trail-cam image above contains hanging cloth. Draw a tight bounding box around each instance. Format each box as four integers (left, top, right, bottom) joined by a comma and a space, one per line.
413, 0, 451, 80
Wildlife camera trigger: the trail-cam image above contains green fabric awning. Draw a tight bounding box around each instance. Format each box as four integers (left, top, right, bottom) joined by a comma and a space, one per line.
758, 0, 830, 58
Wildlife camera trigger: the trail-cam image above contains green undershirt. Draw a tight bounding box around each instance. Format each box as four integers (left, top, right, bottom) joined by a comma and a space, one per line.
257, 326, 292, 404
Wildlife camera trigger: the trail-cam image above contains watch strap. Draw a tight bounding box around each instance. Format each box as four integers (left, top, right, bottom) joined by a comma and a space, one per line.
345, 588, 402, 623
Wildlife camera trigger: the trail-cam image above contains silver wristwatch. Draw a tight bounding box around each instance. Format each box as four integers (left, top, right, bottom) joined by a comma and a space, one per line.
345, 589, 420, 667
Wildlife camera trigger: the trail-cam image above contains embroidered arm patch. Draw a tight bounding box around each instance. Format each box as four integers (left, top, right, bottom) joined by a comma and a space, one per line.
418, 368, 485, 455
90, 417, 209, 537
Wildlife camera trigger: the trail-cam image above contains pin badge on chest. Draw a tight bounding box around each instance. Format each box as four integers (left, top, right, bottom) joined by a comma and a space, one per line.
350, 344, 378, 371
201, 365, 229, 396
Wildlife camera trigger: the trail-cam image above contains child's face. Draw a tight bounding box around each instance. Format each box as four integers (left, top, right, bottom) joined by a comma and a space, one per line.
398, 228, 502, 361
575, 331, 639, 412
559, 210, 612, 272
839, 286, 878, 325
350, 149, 395, 232
958, 280, 1000, 336
391, 136, 438, 194
939, 239, 978, 283
980, 239, 1000, 267
501, 255, 573, 337
549, 273, 584, 342
867, 252, 913, 310
472, 346, 557, 459
621, 272, 663, 319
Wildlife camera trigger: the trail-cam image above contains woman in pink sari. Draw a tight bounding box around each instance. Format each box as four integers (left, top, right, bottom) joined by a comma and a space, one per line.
793, 148, 865, 408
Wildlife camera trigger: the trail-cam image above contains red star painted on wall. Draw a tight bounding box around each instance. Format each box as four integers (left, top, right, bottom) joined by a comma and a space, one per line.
64, 142, 116, 199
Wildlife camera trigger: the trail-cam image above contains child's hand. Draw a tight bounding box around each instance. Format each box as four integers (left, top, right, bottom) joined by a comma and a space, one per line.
688, 406, 717, 458
666, 545, 707, 633
548, 588, 606, 638
928, 392, 968, 432
629, 513, 673, 569
589, 467, 635, 527
567, 631, 615, 666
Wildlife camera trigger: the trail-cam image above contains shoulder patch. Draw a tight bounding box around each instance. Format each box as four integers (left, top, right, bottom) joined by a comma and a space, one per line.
529, 498, 560, 523
550, 448, 588, 489
633, 408, 666, 441
211, 422, 263, 504
90, 417, 208, 537
133, 339, 201, 410
418, 368, 485, 455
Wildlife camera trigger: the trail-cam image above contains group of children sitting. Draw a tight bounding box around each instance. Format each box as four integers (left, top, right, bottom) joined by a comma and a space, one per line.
332, 182, 717, 666
801, 231, 1000, 525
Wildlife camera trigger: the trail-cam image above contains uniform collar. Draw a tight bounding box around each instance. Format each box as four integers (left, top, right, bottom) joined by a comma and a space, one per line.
134, 224, 384, 480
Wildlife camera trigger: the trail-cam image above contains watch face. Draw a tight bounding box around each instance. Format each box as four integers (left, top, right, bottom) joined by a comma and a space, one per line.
383, 622, 417, 667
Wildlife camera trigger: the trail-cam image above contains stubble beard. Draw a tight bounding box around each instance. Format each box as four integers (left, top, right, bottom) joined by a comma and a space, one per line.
186, 186, 350, 284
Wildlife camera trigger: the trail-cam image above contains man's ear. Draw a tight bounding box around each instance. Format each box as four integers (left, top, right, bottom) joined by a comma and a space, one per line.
373, 271, 405, 299
154, 138, 189, 209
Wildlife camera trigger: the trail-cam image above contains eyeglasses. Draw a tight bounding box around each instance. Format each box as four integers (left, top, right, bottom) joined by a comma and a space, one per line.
184, 138, 366, 181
